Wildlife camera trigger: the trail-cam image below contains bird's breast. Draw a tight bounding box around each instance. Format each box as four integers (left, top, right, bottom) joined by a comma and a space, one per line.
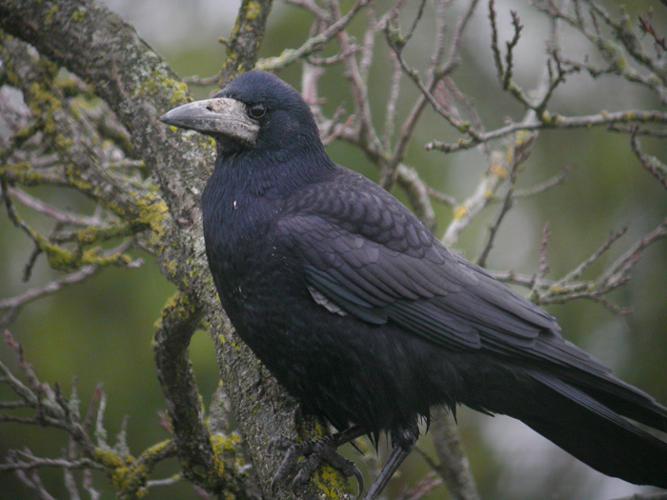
202, 176, 292, 317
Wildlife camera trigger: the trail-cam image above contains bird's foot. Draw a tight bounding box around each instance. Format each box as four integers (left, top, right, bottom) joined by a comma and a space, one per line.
271, 435, 364, 497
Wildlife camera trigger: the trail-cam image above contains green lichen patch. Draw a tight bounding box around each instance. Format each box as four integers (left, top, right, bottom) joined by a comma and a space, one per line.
26, 226, 134, 271
313, 464, 350, 500
154, 291, 197, 331
94, 447, 128, 469
44, 4, 60, 25
94, 441, 174, 498
133, 192, 170, 244
71, 7, 87, 23
244, 1, 262, 21
137, 69, 190, 107
75, 223, 131, 245
207, 432, 250, 495
27, 81, 62, 136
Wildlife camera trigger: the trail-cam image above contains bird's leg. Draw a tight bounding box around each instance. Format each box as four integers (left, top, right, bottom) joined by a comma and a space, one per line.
272, 425, 366, 496
364, 428, 417, 500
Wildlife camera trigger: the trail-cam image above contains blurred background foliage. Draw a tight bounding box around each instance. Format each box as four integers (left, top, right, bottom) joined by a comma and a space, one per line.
1, 0, 665, 498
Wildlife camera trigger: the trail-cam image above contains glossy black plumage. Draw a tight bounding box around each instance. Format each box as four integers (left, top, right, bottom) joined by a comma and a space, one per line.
189, 72, 667, 489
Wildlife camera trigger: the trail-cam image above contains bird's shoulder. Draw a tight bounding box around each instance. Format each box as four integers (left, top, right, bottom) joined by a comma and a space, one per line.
272, 166, 564, 343
273, 167, 519, 312
281, 166, 440, 259
267, 167, 617, 379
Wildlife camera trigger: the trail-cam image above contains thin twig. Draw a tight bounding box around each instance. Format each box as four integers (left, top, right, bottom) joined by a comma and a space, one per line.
630, 128, 667, 189
0, 266, 98, 311
6, 187, 102, 226
506, 166, 571, 200
476, 160, 520, 267
0, 456, 102, 472
429, 408, 480, 500
256, 0, 371, 71
426, 109, 667, 154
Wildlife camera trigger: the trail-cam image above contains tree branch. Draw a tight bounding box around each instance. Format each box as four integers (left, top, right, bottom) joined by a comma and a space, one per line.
219, 0, 275, 84
0, 1, 347, 497
153, 292, 249, 495
429, 408, 480, 500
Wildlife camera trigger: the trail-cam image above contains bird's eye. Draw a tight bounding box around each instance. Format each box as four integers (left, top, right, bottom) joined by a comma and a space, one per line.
247, 104, 266, 120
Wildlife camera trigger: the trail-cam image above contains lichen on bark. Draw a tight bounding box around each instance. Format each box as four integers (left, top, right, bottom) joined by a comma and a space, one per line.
0, 0, 348, 497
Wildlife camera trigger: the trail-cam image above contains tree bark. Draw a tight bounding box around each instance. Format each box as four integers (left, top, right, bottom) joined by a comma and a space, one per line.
0, 0, 347, 497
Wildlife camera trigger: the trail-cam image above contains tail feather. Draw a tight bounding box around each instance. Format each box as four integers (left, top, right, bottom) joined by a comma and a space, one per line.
528, 372, 667, 487
475, 368, 667, 488
556, 368, 667, 433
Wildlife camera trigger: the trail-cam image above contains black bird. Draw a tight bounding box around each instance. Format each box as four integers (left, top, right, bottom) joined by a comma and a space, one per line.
161, 71, 667, 497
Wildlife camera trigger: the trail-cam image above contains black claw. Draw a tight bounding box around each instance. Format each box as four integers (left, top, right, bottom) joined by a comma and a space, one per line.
271, 441, 305, 493
271, 436, 365, 497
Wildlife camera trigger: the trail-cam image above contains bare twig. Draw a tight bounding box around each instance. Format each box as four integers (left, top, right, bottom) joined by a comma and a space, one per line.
1, 329, 180, 497
630, 129, 667, 189
427, 186, 458, 208
14, 468, 56, 500
442, 132, 536, 247
398, 471, 443, 500
521, 218, 667, 312
285, 0, 329, 21
0, 455, 102, 472
507, 166, 571, 200
476, 159, 520, 267
383, 50, 402, 150
537, 222, 552, 283
556, 227, 628, 287
503, 11, 524, 90
256, 0, 370, 71
429, 408, 480, 500
5, 187, 102, 226
0, 266, 98, 312
426, 109, 667, 154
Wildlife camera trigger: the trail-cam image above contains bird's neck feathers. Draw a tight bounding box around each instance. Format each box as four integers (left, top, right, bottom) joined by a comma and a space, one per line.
216, 138, 335, 199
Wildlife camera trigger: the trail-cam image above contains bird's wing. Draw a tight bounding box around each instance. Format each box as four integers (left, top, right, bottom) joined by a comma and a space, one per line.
276, 209, 609, 377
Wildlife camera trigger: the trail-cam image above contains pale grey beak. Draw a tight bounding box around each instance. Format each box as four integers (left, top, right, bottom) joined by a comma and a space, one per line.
160, 97, 260, 145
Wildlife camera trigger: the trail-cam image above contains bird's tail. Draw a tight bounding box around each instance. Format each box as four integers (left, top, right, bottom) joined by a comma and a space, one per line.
475, 368, 667, 488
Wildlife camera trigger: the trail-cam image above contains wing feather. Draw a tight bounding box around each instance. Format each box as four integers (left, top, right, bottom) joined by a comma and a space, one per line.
272, 170, 667, 433
276, 203, 607, 378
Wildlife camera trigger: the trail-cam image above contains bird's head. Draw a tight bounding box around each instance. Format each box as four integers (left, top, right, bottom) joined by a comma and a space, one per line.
160, 71, 322, 155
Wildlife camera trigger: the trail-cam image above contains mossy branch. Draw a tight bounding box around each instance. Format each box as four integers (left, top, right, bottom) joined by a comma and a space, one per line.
0, 330, 178, 498
0, 1, 348, 497
219, 0, 275, 84
153, 292, 252, 496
